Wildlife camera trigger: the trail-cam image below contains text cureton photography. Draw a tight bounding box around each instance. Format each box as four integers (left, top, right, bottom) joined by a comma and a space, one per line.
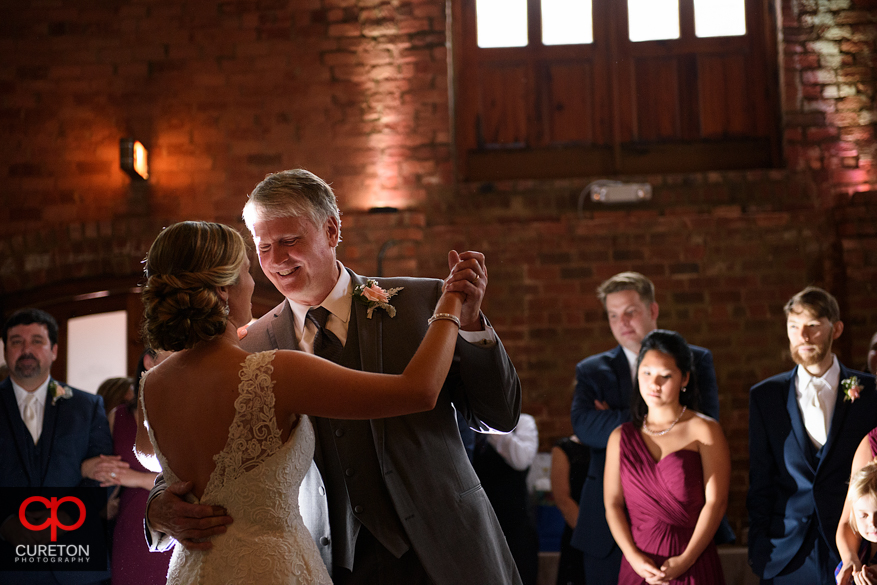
0, 487, 108, 573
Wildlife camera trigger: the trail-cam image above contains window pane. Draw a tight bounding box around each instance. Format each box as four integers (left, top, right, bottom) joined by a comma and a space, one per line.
628, 0, 680, 42
542, 0, 593, 46
694, 0, 746, 38
477, 0, 528, 48
67, 311, 127, 394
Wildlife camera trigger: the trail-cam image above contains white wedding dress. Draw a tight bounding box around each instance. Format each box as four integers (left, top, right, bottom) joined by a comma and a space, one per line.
142, 350, 333, 585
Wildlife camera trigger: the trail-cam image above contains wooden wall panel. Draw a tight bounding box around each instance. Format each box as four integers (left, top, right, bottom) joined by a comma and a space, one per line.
479, 63, 529, 146
635, 58, 680, 140
699, 54, 753, 137
546, 62, 594, 144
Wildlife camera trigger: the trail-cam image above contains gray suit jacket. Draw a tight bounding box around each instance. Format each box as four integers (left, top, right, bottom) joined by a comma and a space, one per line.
149, 269, 523, 585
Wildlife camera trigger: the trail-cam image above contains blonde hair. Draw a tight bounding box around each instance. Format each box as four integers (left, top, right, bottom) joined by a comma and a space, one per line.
848, 458, 877, 538
141, 221, 247, 351
596, 272, 655, 308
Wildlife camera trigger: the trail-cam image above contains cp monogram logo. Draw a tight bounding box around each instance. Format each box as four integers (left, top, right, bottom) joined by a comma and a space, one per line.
19, 496, 86, 542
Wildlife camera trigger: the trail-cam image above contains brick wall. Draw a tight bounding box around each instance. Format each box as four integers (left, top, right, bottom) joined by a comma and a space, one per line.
2, 0, 877, 545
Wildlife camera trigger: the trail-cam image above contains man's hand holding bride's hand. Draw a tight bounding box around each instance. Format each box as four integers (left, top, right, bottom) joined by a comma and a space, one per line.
148, 480, 233, 551
444, 250, 487, 332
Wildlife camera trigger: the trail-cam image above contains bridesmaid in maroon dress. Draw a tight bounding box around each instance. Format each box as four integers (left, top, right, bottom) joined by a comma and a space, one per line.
604, 330, 730, 585
836, 418, 877, 584
103, 350, 172, 584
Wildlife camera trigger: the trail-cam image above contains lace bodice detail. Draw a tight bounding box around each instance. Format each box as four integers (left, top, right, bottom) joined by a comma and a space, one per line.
141, 350, 332, 585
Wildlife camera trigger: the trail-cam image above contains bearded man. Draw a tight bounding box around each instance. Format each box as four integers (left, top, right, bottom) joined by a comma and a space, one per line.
748, 287, 877, 584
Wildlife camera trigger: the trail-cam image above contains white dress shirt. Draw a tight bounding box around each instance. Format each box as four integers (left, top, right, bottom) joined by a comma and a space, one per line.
486, 413, 539, 471
795, 355, 840, 449
12, 377, 50, 444
622, 346, 638, 385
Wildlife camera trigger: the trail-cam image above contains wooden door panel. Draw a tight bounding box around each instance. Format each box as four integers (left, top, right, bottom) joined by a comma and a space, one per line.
478, 63, 529, 147
634, 58, 680, 140
699, 53, 753, 137
546, 62, 595, 144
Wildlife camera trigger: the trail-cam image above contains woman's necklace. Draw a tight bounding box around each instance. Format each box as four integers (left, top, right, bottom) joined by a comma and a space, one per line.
642, 406, 687, 437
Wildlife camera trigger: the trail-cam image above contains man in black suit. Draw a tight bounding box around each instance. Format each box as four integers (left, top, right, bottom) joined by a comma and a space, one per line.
570, 272, 721, 584
748, 287, 877, 584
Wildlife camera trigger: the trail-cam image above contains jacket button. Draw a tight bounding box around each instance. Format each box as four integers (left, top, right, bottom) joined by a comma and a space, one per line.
354, 505, 363, 514
320, 537, 330, 546
335, 428, 344, 437
345, 468, 355, 477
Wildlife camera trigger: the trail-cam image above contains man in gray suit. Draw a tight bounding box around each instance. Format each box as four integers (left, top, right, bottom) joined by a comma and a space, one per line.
145, 169, 523, 584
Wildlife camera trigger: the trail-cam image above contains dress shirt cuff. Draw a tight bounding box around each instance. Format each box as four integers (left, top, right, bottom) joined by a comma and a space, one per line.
144, 485, 176, 553
458, 321, 496, 348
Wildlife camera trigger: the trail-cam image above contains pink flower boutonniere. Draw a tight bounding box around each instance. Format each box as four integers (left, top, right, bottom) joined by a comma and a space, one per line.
353, 279, 403, 319
48, 379, 73, 406
842, 376, 864, 403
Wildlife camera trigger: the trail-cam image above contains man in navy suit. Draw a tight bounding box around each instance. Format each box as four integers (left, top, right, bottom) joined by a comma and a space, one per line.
0, 308, 118, 584
570, 272, 721, 584
748, 287, 877, 584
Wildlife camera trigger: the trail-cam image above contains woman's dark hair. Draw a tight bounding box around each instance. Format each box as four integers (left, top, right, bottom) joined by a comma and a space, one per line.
631, 329, 699, 427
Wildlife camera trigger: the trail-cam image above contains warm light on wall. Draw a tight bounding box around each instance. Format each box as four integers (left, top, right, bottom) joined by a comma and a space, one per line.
120, 138, 149, 180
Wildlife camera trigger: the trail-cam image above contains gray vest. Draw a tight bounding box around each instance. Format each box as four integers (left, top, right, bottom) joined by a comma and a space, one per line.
311, 308, 410, 569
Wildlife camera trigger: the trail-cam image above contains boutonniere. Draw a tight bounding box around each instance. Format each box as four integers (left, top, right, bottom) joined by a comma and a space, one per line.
48, 380, 73, 406
842, 376, 864, 403
353, 279, 403, 319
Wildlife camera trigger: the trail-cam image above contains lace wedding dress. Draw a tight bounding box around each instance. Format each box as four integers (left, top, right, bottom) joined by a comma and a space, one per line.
142, 350, 333, 585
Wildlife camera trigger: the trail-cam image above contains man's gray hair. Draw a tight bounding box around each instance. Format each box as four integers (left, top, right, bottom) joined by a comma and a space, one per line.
242, 169, 342, 233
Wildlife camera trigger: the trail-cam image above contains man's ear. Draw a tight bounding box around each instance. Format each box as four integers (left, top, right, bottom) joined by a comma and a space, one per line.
325, 216, 340, 247
832, 320, 844, 340
51, 343, 58, 363
650, 302, 660, 322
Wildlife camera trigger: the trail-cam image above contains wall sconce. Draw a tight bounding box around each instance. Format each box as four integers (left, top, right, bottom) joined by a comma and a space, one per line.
578, 180, 652, 216
120, 138, 149, 180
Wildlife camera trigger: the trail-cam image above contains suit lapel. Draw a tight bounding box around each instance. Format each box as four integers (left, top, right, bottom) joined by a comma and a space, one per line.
785, 367, 817, 470
818, 364, 854, 469
0, 380, 36, 485
611, 346, 634, 406
349, 270, 381, 375
268, 300, 298, 351
39, 382, 59, 485
348, 270, 386, 460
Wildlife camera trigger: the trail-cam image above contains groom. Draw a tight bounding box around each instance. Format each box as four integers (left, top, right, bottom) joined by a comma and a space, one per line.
748, 286, 877, 583
145, 169, 523, 585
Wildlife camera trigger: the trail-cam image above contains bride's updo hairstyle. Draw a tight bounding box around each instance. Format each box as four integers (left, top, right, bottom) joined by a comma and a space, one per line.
142, 221, 247, 352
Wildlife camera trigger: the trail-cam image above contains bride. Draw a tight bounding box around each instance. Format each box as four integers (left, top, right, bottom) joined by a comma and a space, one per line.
135, 221, 464, 585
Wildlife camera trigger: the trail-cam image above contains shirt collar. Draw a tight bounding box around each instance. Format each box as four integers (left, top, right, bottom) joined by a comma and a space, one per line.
286, 261, 352, 339
11, 376, 50, 408
796, 354, 841, 396
621, 346, 638, 384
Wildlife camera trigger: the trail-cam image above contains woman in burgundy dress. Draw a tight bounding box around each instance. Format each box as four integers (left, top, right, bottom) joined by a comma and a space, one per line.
604, 330, 730, 585
105, 350, 173, 584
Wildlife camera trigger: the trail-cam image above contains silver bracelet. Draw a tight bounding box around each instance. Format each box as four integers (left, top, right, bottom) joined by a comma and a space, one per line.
428, 313, 461, 328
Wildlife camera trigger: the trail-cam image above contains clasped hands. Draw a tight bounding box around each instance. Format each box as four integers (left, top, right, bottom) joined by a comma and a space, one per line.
630, 551, 693, 585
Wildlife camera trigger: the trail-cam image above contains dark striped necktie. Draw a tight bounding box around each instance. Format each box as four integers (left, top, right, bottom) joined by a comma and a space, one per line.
306, 306, 344, 363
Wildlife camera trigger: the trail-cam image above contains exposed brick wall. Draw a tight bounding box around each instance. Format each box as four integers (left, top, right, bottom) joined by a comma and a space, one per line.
781, 0, 877, 202
2, 0, 877, 546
